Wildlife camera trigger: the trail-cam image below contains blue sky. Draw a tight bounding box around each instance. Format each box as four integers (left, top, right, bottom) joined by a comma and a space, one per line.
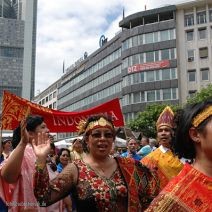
35, 0, 189, 95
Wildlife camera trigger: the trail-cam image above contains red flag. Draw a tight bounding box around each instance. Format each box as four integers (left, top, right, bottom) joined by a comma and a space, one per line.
1, 91, 124, 132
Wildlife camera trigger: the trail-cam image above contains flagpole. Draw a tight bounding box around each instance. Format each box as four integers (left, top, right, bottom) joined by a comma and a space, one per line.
0, 93, 3, 152
0, 119, 2, 153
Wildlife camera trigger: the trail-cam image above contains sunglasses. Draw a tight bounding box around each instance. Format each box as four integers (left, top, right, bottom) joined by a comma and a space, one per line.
90, 132, 114, 139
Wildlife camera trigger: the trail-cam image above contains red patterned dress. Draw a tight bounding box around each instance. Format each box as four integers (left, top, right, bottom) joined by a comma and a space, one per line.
146, 163, 212, 212
34, 157, 159, 212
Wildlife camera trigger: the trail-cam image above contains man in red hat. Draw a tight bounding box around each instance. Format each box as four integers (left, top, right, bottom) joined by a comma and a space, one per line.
141, 106, 184, 191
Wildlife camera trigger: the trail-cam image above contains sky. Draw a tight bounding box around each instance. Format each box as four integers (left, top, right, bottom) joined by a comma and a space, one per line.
35, 0, 189, 95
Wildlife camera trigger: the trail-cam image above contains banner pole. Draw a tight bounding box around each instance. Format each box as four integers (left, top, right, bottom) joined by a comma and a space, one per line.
0, 104, 3, 153
0, 118, 2, 153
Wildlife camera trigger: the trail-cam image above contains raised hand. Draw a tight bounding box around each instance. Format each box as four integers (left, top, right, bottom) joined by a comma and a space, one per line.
20, 118, 30, 145
32, 132, 51, 162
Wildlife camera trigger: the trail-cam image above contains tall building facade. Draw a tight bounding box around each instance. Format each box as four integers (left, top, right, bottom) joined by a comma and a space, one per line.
57, 5, 178, 123
34, 0, 211, 133
0, 0, 37, 111
176, 0, 212, 103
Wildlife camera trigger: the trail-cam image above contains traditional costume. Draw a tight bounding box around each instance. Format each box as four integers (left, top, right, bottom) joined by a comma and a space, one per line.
141, 106, 183, 191
146, 163, 212, 211
0, 145, 63, 212
34, 117, 159, 212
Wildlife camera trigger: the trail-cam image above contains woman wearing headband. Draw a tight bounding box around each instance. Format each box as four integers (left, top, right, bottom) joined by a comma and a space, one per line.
33, 114, 159, 211
146, 99, 212, 211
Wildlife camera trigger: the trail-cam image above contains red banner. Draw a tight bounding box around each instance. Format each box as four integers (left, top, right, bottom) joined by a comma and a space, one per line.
128, 60, 170, 74
1, 91, 124, 132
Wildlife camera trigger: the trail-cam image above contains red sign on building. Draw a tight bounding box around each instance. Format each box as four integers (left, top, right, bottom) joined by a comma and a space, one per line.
128, 60, 170, 74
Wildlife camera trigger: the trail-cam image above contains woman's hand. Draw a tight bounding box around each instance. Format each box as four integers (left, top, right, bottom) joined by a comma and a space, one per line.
20, 118, 30, 145
32, 132, 51, 163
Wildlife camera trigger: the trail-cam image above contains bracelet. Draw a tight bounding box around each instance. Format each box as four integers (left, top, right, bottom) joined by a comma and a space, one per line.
35, 160, 46, 172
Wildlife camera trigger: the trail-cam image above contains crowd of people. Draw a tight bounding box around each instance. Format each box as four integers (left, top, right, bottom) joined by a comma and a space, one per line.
0, 99, 211, 211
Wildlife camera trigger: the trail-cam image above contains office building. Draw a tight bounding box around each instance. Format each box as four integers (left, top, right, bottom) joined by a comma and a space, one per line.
57, 5, 178, 123
0, 0, 37, 111
176, 0, 212, 103
35, 0, 211, 129
33, 79, 59, 110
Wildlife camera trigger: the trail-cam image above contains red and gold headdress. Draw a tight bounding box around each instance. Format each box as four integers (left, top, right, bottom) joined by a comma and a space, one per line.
156, 106, 174, 130
192, 106, 212, 127
77, 117, 114, 135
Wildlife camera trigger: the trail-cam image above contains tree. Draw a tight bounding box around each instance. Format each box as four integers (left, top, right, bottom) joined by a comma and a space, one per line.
187, 84, 212, 104
127, 103, 179, 138
127, 84, 212, 139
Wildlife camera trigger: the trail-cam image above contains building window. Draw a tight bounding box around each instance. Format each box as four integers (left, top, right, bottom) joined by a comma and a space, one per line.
198, 28, 207, 39
132, 54, 139, 64
146, 51, 154, 62
188, 70, 196, 82
186, 30, 194, 41
146, 71, 155, 82
53, 91, 57, 98
184, 14, 194, 26
163, 89, 171, 100
132, 36, 138, 46
134, 92, 140, 103
160, 30, 169, 41
187, 49, 194, 62
162, 69, 170, 80
49, 93, 53, 101
147, 91, 155, 102
201, 68, 209, 81
140, 72, 144, 82
133, 73, 139, 84
145, 32, 154, 44
161, 49, 170, 60
0, 47, 24, 58
138, 34, 143, 45
199, 47, 208, 59
171, 68, 177, 79
197, 11, 207, 24
53, 102, 57, 109
209, 10, 212, 22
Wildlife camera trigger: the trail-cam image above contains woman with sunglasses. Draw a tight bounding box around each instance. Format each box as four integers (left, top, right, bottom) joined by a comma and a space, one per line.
33, 114, 159, 211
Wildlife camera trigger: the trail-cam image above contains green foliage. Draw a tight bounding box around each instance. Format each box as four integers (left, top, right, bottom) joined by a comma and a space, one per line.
127, 103, 180, 138
187, 84, 212, 104
127, 84, 212, 139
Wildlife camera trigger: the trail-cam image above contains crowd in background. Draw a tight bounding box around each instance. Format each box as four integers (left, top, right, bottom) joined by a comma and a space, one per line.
0, 98, 211, 211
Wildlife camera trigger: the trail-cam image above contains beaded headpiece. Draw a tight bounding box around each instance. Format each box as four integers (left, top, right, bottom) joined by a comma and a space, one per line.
192, 105, 212, 127
156, 106, 174, 130
77, 117, 114, 135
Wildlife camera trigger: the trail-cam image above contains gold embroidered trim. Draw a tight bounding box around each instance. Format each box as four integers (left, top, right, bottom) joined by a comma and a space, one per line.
77, 117, 114, 134
192, 106, 212, 127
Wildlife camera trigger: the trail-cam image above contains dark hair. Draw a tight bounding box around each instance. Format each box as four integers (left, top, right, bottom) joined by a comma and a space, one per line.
50, 142, 55, 150
2, 139, 12, 147
141, 136, 149, 143
72, 138, 81, 145
56, 148, 70, 164
82, 114, 115, 152
12, 115, 44, 149
173, 99, 212, 160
